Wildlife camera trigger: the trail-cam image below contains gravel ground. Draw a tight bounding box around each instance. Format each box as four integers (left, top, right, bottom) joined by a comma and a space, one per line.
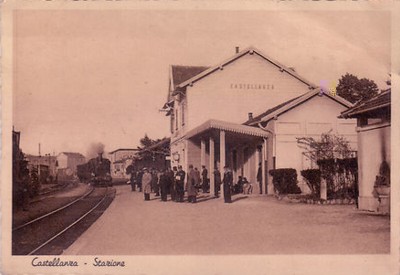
12, 182, 91, 228
63, 185, 390, 255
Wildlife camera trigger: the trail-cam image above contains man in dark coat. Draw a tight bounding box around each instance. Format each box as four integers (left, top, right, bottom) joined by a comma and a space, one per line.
213, 167, 222, 198
137, 170, 143, 192
175, 165, 185, 202
186, 165, 197, 203
169, 166, 177, 201
257, 162, 262, 194
223, 166, 233, 203
201, 165, 208, 193
159, 169, 168, 202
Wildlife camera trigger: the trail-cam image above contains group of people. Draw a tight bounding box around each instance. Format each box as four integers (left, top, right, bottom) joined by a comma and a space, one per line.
128, 165, 238, 203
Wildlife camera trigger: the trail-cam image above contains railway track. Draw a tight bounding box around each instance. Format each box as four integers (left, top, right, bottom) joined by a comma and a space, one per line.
38, 180, 72, 196
12, 186, 115, 255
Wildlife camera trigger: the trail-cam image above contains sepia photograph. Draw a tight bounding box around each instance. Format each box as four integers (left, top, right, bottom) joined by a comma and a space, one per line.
2, 1, 399, 274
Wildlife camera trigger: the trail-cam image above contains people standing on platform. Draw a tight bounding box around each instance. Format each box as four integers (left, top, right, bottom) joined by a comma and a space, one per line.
201, 165, 208, 193
242, 176, 252, 194
214, 167, 222, 198
137, 169, 143, 192
142, 168, 152, 201
175, 165, 185, 202
257, 163, 262, 194
186, 165, 197, 203
194, 167, 201, 191
151, 168, 160, 197
169, 166, 177, 201
159, 169, 168, 202
130, 169, 136, 191
223, 166, 233, 203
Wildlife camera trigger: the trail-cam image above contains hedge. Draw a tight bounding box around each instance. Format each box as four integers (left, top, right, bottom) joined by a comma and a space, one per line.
301, 169, 321, 196
269, 168, 301, 194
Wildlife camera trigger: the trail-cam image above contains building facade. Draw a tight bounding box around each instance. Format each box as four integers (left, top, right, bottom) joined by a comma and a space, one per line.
340, 89, 391, 213
25, 154, 57, 178
108, 149, 138, 179
57, 152, 86, 176
163, 47, 357, 195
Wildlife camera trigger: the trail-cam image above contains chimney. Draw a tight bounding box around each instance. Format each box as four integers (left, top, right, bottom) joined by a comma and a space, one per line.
235, 46, 240, 54
248, 112, 253, 120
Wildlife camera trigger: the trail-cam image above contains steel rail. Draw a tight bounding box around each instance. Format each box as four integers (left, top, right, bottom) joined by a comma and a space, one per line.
38, 181, 71, 196
13, 186, 95, 231
27, 188, 109, 255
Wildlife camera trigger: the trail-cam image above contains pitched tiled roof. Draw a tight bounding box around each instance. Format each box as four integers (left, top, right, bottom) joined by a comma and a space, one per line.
175, 46, 317, 91
243, 96, 302, 125
244, 88, 353, 126
171, 65, 210, 89
340, 89, 391, 118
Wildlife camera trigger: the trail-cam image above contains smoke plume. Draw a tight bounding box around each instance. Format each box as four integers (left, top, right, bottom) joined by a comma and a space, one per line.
86, 142, 105, 159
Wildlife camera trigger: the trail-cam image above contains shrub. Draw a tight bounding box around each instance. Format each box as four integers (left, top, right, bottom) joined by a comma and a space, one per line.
269, 168, 301, 194
301, 169, 321, 195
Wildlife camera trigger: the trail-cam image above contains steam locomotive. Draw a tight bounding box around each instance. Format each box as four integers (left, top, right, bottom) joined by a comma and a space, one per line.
77, 153, 112, 187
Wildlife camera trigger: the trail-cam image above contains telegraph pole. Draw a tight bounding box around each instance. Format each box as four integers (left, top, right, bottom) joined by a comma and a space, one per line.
38, 143, 41, 178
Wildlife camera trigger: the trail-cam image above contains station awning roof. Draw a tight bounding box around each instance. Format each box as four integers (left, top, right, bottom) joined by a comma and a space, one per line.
185, 119, 269, 139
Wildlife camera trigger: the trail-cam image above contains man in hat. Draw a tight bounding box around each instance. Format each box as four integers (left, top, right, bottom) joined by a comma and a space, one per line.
213, 166, 222, 198
170, 166, 177, 201
175, 165, 185, 202
186, 164, 197, 203
257, 162, 262, 194
222, 165, 233, 203
201, 165, 208, 193
142, 168, 152, 201
159, 169, 168, 202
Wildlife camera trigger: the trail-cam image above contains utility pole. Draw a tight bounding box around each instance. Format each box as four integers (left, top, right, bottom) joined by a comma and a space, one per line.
38, 143, 41, 178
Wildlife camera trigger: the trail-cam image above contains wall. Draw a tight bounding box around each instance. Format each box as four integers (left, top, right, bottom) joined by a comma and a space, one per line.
357, 123, 391, 211
109, 150, 137, 178
185, 53, 311, 135
270, 95, 357, 193
186, 139, 201, 171
170, 139, 187, 170
67, 156, 86, 173
57, 154, 68, 170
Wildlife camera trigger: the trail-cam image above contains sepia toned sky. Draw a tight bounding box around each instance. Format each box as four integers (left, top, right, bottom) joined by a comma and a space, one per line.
13, 10, 391, 156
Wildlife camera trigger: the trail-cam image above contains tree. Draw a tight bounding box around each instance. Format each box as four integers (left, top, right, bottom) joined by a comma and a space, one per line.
336, 73, 379, 104
296, 131, 353, 164
297, 131, 357, 199
138, 134, 161, 150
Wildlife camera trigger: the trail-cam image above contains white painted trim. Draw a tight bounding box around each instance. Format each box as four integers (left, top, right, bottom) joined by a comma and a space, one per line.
357, 122, 391, 133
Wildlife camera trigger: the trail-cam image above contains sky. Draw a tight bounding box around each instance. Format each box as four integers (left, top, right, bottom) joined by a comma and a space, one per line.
13, 10, 391, 156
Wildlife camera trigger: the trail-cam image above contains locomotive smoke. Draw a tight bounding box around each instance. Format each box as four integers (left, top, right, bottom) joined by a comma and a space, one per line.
86, 142, 105, 159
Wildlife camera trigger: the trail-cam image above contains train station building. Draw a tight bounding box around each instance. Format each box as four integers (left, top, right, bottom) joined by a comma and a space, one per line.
163, 47, 357, 194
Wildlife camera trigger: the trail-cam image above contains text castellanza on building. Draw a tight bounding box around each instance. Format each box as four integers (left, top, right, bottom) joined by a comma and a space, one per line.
162, 46, 357, 195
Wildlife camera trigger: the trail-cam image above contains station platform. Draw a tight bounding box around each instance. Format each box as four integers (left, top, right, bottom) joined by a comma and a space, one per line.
63, 185, 389, 255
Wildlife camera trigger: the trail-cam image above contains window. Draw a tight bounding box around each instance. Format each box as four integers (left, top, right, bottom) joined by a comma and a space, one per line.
176, 109, 179, 130
181, 101, 185, 126
170, 112, 175, 133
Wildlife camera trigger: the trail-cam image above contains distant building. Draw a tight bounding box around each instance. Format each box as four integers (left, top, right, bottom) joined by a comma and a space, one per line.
57, 152, 86, 177
163, 46, 357, 194
108, 149, 138, 179
25, 154, 57, 178
340, 89, 391, 213
134, 138, 171, 171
